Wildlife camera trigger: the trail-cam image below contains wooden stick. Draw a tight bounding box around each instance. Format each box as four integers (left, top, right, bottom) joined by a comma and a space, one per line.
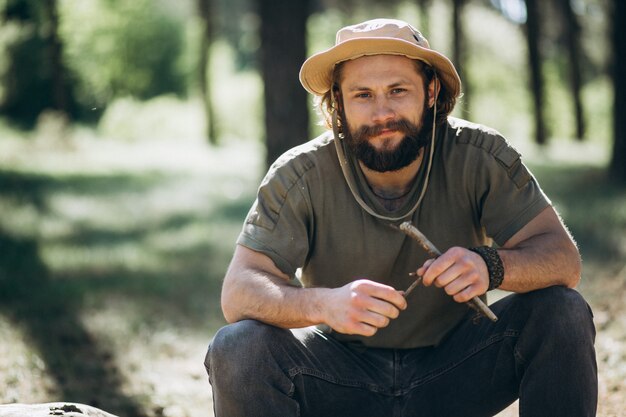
404, 273, 422, 297
396, 222, 498, 322
399, 223, 440, 258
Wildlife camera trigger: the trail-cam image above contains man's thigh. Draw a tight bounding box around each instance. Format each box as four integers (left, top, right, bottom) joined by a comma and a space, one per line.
276, 326, 399, 416
209, 288, 594, 417
398, 287, 595, 417
207, 321, 396, 416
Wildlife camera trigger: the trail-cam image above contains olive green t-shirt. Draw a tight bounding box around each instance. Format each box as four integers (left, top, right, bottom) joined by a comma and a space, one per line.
237, 117, 550, 349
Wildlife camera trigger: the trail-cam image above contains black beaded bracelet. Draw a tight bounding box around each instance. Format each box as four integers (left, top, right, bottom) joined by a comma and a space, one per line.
468, 246, 504, 290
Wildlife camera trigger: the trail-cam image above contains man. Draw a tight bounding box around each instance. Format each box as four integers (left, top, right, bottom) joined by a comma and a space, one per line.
205, 19, 597, 417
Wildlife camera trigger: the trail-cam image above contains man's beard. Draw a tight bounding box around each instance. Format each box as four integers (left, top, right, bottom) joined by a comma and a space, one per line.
342, 105, 433, 173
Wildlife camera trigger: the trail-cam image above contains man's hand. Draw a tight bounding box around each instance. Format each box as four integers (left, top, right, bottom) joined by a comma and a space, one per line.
417, 247, 489, 303
320, 280, 407, 337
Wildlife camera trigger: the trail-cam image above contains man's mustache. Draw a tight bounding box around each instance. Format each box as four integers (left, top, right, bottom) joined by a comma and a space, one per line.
353, 119, 416, 139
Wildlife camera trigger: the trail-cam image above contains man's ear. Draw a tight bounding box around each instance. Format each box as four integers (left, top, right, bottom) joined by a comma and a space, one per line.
428, 76, 440, 108
332, 86, 343, 112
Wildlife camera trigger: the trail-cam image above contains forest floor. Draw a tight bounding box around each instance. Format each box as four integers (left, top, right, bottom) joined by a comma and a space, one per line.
0, 134, 624, 416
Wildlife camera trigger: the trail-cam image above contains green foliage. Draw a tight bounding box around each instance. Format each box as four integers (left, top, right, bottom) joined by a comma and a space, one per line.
582, 76, 612, 146
207, 40, 263, 142
93, 41, 264, 144
215, 0, 258, 70
529, 161, 626, 262
0, 0, 191, 126
97, 95, 205, 142
58, 0, 188, 114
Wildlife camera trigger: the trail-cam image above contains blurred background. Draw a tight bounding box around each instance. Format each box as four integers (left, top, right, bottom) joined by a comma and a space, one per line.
0, 0, 624, 416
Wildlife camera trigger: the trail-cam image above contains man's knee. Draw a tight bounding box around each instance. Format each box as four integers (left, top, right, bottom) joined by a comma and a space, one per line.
525, 286, 592, 324
520, 286, 596, 346
205, 320, 288, 381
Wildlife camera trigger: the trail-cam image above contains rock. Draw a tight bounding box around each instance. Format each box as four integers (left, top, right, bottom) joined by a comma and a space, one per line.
0, 403, 119, 417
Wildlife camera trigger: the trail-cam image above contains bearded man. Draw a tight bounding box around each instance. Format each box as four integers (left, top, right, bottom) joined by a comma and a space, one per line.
205, 19, 597, 417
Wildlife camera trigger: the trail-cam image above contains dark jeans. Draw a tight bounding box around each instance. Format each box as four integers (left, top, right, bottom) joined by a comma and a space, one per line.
205, 287, 597, 417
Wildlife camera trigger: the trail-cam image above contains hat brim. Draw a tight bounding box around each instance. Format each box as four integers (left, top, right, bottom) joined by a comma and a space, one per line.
299, 37, 461, 98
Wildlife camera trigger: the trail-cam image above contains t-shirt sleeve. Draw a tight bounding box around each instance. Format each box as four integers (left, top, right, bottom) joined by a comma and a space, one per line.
466, 132, 551, 246
236, 156, 314, 277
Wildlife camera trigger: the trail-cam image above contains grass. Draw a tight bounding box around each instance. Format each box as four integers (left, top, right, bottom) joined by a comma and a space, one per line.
0, 130, 262, 416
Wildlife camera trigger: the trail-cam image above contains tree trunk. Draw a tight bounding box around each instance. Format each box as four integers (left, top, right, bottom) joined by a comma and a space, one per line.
197, 0, 218, 144
258, 0, 311, 168
524, 0, 547, 145
610, 0, 626, 184
1, 0, 76, 126
42, 0, 70, 116
416, 0, 432, 36
559, 0, 585, 140
451, 0, 468, 113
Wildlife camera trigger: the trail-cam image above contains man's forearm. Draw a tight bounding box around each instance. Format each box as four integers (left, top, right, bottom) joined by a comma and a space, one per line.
497, 231, 581, 293
221, 256, 328, 328
221, 245, 407, 336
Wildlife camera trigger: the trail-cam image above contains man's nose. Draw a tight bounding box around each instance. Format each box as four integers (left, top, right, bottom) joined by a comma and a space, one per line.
371, 97, 396, 124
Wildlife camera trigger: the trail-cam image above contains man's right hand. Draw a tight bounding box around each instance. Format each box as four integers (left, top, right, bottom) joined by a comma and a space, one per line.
319, 279, 407, 337
222, 245, 406, 336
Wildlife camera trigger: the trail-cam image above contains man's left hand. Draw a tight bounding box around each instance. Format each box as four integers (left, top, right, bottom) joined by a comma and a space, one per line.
417, 247, 489, 303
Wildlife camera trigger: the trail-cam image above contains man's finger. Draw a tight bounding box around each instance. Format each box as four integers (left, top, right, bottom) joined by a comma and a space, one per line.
361, 282, 407, 310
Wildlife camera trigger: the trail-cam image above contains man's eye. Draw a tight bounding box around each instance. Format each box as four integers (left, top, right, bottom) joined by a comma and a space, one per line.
391, 88, 406, 94
355, 93, 371, 99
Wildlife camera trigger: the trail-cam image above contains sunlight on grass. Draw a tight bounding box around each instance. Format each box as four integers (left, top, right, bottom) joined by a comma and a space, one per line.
19, 142, 260, 277
0, 199, 40, 238
80, 299, 213, 415
42, 244, 165, 275
0, 122, 255, 411
0, 317, 56, 403
98, 95, 206, 142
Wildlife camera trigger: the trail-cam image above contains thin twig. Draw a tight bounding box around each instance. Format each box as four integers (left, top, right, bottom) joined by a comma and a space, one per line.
404, 274, 422, 297
394, 222, 498, 322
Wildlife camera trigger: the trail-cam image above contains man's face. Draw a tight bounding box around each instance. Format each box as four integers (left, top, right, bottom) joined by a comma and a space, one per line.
339, 55, 433, 172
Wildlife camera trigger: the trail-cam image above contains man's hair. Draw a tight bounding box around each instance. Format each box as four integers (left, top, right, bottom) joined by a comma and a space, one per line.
315, 59, 457, 130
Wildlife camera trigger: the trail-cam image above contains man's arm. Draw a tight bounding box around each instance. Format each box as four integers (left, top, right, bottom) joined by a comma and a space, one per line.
418, 206, 581, 302
497, 205, 581, 292
221, 245, 407, 336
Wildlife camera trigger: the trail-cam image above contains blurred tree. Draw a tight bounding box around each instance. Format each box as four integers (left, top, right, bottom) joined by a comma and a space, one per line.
215, 0, 258, 70
258, 0, 311, 167
610, 0, 626, 184
198, 0, 218, 144
452, 0, 469, 112
489, 0, 593, 144
59, 0, 187, 119
558, 0, 585, 140
524, 0, 547, 145
0, 0, 77, 127
0, 0, 189, 126
416, 0, 433, 36
42, 0, 69, 116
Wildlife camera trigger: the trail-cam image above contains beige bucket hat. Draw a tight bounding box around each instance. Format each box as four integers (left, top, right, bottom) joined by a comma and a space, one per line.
299, 18, 461, 99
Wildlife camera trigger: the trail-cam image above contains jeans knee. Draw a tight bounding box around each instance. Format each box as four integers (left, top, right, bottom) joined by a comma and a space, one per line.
522, 286, 595, 344
528, 286, 591, 320
206, 320, 287, 383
